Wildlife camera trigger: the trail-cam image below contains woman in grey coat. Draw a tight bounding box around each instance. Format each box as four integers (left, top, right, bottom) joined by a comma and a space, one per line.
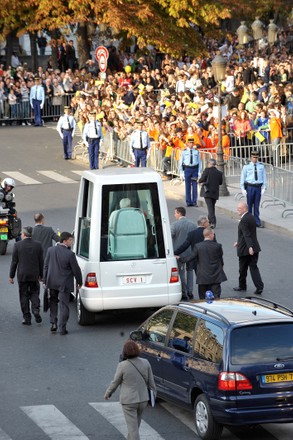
104, 340, 156, 440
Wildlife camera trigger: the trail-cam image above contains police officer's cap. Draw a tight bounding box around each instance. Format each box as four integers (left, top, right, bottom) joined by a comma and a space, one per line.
187, 137, 194, 142
89, 111, 96, 115
64, 106, 70, 110
34, 76, 40, 81
251, 150, 259, 157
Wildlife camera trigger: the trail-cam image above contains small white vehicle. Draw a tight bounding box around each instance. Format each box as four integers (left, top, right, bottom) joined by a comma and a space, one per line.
73, 168, 181, 325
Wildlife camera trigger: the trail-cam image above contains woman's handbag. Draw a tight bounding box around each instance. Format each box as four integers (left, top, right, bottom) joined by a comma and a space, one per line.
128, 360, 156, 407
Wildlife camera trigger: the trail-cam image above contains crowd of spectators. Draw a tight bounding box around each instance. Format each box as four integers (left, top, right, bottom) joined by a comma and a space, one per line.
0, 28, 292, 164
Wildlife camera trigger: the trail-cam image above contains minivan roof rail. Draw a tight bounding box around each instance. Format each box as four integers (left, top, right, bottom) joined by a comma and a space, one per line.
179, 303, 230, 325
245, 296, 293, 317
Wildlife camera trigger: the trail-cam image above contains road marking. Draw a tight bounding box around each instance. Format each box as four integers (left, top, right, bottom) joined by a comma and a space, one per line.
37, 171, 76, 183
89, 401, 165, 439
71, 170, 83, 176
21, 405, 89, 439
0, 428, 13, 440
2, 171, 41, 185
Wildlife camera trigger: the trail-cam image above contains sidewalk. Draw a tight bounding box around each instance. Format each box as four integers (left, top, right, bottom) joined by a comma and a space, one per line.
163, 178, 293, 238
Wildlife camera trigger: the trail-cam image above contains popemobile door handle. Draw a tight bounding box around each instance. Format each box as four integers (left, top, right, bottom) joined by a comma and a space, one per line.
183, 364, 190, 371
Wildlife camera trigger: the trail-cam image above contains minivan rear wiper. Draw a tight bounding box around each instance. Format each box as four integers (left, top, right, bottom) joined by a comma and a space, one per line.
276, 357, 293, 361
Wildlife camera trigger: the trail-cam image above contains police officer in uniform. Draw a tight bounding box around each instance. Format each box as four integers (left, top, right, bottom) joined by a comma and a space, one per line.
240, 150, 267, 228
82, 112, 103, 169
29, 77, 45, 127
56, 106, 76, 159
130, 121, 150, 167
179, 137, 202, 207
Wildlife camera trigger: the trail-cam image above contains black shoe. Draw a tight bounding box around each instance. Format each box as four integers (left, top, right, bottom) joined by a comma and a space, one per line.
22, 320, 31, 325
256, 224, 264, 228
254, 289, 263, 295
233, 287, 247, 292
187, 293, 194, 299
181, 296, 189, 301
35, 314, 42, 323
50, 324, 57, 332
60, 330, 68, 335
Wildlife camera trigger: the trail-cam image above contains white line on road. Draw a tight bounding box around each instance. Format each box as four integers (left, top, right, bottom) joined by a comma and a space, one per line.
0, 428, 13, 440
37, 171, 76, 183
89, 401, 165, 439
71, 170, 83, 176
2, 171, 41, 185
21, 405, 90, 439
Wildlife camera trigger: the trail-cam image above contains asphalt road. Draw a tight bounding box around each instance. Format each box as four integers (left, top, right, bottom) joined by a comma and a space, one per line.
0, 124, 293, 440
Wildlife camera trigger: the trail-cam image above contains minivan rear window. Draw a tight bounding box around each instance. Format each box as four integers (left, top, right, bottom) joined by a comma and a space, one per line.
100, 183, 165, 261
231, 323, 293, 364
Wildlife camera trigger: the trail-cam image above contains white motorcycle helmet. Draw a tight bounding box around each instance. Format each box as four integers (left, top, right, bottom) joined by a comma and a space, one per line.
1, 178, 15, 189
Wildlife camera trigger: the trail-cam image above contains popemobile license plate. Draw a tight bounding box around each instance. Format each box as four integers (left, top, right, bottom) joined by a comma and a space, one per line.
123, 276, 146, 285
262, 372, 293, 384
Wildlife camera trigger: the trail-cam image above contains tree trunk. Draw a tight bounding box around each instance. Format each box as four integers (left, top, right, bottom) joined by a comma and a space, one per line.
29, 32, 38, 71
5, 30, 18, 69
50, 29, 59, 69
76, 22, 91, 69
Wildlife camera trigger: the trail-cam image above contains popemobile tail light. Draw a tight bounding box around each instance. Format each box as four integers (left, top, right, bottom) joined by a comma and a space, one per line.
85, 272, 98, 288
170, 267, 179, 283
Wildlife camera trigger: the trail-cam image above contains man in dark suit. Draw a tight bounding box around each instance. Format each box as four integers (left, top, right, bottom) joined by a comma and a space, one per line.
32, 213, 60, 258
233, 201, 264, 294
43, 232, 82, 335
199, 158, 222, 228
171, 207, 197, 300
180, 227, 227, 299
9, 226, 43, 325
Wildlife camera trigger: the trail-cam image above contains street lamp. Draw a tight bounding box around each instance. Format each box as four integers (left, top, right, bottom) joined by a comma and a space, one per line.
212, 53, 230, 196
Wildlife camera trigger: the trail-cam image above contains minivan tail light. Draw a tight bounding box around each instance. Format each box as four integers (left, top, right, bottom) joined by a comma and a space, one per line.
218, 372, 253, 391
85, 272, 98, 288
170, 267, 179, 283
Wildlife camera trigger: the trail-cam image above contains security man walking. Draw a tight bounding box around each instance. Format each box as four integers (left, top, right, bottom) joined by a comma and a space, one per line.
240, 150, 267, 228
29, 77, 45, 127
130, 121, 150, 167
179, 137, 202, 207
82, 111, 102, 169
56, 106, 76, 160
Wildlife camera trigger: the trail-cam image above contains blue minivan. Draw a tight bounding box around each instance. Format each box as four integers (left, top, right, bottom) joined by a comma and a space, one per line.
130, 297, 293, 440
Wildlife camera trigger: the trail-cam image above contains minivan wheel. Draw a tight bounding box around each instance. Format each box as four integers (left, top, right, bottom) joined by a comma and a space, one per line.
194, 394, 223, 440
76, 290, 95, 326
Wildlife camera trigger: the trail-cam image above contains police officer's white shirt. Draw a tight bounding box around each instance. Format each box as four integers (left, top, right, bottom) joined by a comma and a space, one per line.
82, 120, 102, 145
179, 148, 202, 173
130, 129, 150, 151
57, 114, 76, 138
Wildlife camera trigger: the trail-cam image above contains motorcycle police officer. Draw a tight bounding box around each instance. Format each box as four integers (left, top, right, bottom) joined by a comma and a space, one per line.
0, 178, 16, 210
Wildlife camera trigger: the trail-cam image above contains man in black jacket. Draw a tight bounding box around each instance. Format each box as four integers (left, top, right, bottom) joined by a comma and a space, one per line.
233, 201, 264, 294
9, 226, 43, 325
199, 158, 222, 228
180, 227, 227, 299
32, 213, 60, 258
43, 232, 82, 335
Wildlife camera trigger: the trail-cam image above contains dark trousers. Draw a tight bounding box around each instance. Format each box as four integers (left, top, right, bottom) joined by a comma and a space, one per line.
18, 281, 40, 321
246, 186, 262, 227
238, 253, 264, 291
62, 130, 73, 159
58, 289, 71, 333
49, 289, 59, 325
32, 99, 42, 126
184, 166, 198, 205
198, 283, 221, 300
88, 138, 100, 169
134, 149, 147, 167
205, 197, 217, 226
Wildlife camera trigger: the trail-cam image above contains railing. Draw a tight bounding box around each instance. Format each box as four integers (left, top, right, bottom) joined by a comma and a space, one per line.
0, 93, 75, 124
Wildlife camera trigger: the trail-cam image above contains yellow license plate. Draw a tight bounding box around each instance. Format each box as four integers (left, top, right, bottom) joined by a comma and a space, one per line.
263, 372, 293, 383
0, 227, 8, 232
